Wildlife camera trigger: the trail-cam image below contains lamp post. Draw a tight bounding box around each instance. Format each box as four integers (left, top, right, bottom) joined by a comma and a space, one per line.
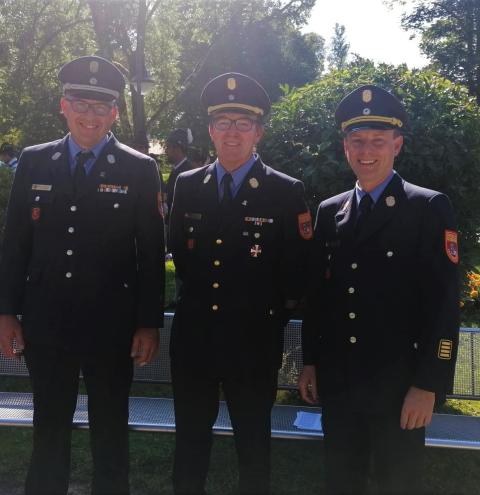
131, 0, 154, 147
131, 66, 155, 146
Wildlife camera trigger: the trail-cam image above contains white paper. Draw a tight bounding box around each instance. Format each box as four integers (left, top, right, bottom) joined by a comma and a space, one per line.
293, 411, 323, 431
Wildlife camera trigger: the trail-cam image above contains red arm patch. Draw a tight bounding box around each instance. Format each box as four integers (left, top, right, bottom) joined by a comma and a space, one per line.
298, 212, 313, 240
445, 230, 459, 264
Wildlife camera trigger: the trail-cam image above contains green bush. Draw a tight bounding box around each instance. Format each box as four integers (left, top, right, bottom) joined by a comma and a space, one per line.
261, 61, 480, 275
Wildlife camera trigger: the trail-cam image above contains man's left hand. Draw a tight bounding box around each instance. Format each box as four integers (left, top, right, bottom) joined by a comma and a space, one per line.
400, 386, 435, 430
130, 327, 159, 366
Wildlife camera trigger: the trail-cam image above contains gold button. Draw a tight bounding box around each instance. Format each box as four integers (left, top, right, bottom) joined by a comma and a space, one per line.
68, 227, 74, 234
113, 203, 120, 209
216, 239, 223, 245
350, 336, 357, 343
349, 312, 356, 319
65, 272, 72, 278
351, 263, 358, 269
70, 205, 77, 212
66, 250, 73, 256
348, 287, 355, 294
212, 304, 219, 311
386, 251, 394, 257
214, 260, 221, 266
189, 226, 194, 233
213, 282, 219, 288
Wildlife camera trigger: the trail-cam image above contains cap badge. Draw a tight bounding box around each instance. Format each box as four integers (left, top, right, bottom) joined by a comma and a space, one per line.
385, 196, 396, 207
51, 152, 62, 161
89, 61, 99, 73
241, 200, 248, 206
362, 89, 372, 103
107, 154, 116, 164
249, 177, 259, 189
203, 173, 211, 184
90, 77, 98, 85
362, 107, 371, 115
228, 94, 235, 101
100, 171, 107, 178
227, 77, 236, 90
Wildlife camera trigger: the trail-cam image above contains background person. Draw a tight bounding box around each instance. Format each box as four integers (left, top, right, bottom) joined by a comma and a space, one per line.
169, 72, 312, 495
0, 55, 165, 495
299, 85, 459, 495
0, 143, 19, 172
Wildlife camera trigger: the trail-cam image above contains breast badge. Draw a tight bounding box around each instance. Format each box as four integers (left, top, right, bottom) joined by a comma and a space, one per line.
250, 245, 262, 257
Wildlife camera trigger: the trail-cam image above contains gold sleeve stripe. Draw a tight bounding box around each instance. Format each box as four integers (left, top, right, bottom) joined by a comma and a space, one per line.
438, 339, 453, 360
341, 115, 404, 131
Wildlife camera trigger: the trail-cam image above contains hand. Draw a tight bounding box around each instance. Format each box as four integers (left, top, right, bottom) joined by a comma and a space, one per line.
0, 314, 24, 359
400, 386, 435, 430
298, 365, 319, 405
130, 327, 159, 366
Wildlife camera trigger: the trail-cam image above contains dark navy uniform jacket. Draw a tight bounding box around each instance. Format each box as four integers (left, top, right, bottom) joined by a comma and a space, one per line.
169, 159, 312, 377
0, 134, 165, 352
166, 159, 192, 224
302, 173, 459, 412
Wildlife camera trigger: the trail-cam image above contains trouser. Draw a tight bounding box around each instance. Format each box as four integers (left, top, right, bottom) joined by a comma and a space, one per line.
23, 344, 133, 495
171, 364, 277, 495
322, 400, 425, 495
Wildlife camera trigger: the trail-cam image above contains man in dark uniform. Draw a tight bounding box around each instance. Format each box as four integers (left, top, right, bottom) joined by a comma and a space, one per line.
169, 72, 312, 495
165, 128, 194, 225
299, 85, 459, 495
0, 55, 165, 495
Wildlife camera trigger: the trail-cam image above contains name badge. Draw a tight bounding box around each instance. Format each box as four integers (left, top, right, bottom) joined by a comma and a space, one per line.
32, 184, 52, 191
98, 184, 128, 194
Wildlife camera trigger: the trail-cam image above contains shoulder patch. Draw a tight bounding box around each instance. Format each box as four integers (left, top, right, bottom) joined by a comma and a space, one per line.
298, 211, 313, 240
445, 230, 459, 264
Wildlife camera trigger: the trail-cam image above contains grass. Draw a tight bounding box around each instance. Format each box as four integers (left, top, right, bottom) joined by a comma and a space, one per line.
1, 374, 479, 495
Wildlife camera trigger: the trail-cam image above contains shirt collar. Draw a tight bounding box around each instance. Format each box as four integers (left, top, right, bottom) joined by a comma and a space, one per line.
215, 154, 258, 194
355, 170, 396, 206
174, 157, 188, 170
67, 133, 110, 166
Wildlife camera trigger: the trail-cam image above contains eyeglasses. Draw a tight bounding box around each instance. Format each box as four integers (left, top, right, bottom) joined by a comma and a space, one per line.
65, 97, 114, 117
211, 117, 257, 132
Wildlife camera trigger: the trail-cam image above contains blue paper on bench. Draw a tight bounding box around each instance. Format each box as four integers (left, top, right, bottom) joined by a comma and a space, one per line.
294, 411, 323, 431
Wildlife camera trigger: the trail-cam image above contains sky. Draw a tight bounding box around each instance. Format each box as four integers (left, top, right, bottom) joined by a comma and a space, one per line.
302, 0, 429, 68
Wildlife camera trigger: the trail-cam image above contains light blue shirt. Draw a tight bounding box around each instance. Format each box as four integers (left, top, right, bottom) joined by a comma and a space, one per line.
67, 133, 111, 175
215, 154, 258, 200
355, 170, 396, 211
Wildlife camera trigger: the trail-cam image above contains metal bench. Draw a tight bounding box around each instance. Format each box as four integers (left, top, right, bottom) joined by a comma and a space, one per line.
1, 315, 479, 449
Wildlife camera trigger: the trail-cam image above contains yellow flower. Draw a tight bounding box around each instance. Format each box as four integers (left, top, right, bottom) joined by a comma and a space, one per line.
460, 301, 465, 308
470, 290, 479, 299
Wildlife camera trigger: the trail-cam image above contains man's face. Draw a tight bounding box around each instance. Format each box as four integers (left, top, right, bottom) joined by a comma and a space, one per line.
60, 96, 117, 149
208, 112, 264, 171
343, 129, 403, 191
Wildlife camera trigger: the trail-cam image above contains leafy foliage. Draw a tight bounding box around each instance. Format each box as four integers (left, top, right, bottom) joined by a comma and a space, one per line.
261, 61, 480, 275
327, 23, 349, 70
389, 0, 480, 102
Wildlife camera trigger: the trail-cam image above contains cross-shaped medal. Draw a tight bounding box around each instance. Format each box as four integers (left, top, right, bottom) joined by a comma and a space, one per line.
250, 244, 262, 257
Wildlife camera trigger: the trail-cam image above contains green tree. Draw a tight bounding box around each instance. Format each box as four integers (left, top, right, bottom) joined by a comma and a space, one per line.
388, 0, 480, 103
327, 23, 349, 70
261, 61, 480, 272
